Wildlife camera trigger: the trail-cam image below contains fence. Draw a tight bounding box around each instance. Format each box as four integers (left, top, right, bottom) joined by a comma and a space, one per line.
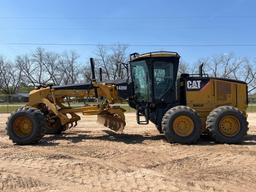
0, 94, 134, 113
0, 94, 28, 113
0, 94, 255, 113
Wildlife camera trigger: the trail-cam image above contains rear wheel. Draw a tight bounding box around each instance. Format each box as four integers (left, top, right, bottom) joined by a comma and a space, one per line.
162, 106, 201, 144
206, 106, 248, 143
6, 107, 46, 145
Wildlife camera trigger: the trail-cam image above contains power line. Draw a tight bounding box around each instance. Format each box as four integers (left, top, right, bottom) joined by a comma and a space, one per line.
2, 42, 256, 47
0, 16, 255, 20
0, 28, 242, 32
0, 24, 249, 31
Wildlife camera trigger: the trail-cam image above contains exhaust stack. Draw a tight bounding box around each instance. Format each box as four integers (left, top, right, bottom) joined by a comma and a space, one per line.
199, 63, 204, 77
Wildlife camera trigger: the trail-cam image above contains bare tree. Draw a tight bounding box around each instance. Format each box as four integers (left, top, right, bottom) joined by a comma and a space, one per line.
0, 57, 22, 97
60, 51, 80, 85
82, 62, 92, 82
201, 53, 243, 78
42, 51, 63, 85
16, 55, 38, 86
31, 48, 51, 84
234, 59, 256, 93
3, 48, 256, 95
16, 48, 81, 86
93, 44, 128, 81
178, 59, 190, 75
109, 45, 128, 80
16, 48, 51, 86
94, 46, 111, 80
195, 53, 256, 93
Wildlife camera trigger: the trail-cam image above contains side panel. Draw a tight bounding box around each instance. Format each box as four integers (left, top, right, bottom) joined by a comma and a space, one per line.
236, 83, 248, 115
185, 78, 247, 131
185, 78, 215, 130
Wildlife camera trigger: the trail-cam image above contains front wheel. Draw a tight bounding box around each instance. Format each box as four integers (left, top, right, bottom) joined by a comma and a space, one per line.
162, 106, 201, 144
6, 107, 46, 145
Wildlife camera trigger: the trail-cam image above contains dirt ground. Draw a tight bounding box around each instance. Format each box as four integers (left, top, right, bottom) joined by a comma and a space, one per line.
0, 113, 256, 192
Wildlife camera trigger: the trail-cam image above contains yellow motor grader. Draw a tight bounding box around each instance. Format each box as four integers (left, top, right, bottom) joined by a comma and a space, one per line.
6, 51, 248, 145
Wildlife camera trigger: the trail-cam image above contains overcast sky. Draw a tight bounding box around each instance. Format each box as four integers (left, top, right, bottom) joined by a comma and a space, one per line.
0, 0, 255, 64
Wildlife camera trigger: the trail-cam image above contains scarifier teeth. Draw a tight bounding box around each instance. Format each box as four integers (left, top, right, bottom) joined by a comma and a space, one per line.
97, 112, 126, 132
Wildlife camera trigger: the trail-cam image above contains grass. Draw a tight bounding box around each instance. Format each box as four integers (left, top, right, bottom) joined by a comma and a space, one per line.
0, 104, 25, 113
0, 103, 135, 113
247, 104, 256, 112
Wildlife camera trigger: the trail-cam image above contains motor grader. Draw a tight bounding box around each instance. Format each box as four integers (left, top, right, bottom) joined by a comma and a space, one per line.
6, 51, 248, 145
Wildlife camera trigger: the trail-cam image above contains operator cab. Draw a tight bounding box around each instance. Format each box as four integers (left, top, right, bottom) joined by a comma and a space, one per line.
129, 51, 180, 125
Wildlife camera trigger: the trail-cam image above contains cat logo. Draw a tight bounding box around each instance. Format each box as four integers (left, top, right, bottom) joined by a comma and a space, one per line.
187, 80, 202, 90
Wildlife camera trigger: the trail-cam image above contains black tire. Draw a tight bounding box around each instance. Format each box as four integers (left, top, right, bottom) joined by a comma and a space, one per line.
6, 107, 46, 145
162, 106, 201, 144
206, 106, 248, 144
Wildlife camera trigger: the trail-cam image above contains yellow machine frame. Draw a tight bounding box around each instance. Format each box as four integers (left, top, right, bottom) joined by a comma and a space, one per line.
28, 82, 126, 129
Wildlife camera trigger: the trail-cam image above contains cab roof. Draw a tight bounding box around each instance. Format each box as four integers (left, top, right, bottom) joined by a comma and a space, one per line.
130, 51, 180, 61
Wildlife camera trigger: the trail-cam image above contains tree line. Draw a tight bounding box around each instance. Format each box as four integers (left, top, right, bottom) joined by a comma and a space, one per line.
179, 53, 256, 93
0, 46, 256, 96
0, 45, 129, 95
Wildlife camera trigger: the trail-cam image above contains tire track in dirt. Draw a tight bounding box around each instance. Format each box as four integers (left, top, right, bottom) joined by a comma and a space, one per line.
0, 168, 49, 192
0, 154, 181, 191
1, 147, 220, 192
2, 146, 253, 192
1, 140, 255, 192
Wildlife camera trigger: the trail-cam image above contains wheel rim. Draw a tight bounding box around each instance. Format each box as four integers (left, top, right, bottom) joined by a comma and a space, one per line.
219, 115, 240, 137
173, 115, 194, 137
13, 116, 33, 137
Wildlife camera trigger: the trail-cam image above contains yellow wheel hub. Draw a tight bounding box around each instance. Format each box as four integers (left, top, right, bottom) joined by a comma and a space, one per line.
219, 115, 240, 137
13, 116, 33, 137
173, 115, 194, 137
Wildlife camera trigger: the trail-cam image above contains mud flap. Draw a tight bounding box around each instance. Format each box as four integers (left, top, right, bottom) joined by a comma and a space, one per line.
97, 107, 126, 132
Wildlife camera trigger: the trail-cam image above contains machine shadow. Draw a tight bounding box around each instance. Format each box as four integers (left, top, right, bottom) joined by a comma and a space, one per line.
100, 130, 165, 144
242, 134, 256, 145
39, 131, 91, 146
40, 130, 164, 145
39, 130, 256, 146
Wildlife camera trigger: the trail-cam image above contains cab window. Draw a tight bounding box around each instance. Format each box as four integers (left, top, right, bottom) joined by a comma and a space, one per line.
154, 61, 174, 99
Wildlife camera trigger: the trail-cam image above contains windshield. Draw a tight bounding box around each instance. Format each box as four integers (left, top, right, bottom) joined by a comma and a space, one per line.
131, 60, 150, 102
153, 61, 174, 99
